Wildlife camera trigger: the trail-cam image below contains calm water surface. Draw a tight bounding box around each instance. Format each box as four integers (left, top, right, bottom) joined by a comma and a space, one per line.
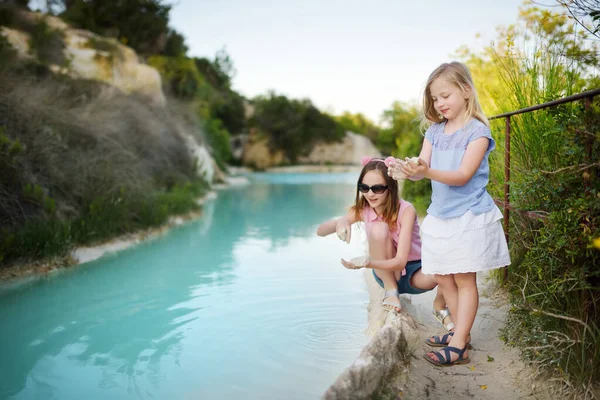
0, 172, 371, 400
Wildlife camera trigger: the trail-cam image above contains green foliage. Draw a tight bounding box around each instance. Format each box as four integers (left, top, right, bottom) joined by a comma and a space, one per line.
86, 36, 120, 54
385, 102, 432, 212
250, 92, 344, 162
59, 0, 171, 55
456, 4, 600, 393
0, 6, 66, 66
0, 65, 209, 266
29, 18, 67, 66
0, 34, 17, 70
204, 118, 231, 169
209, 89, 246, 136
0, 3, 17, 26
500, 105, 600, 393
1, 181, 206, 262
333, 111, 380, 143
193, 48, 235, 90
148, 55, 207, 99
193, 51, 246, 136
162, 28, 188, 58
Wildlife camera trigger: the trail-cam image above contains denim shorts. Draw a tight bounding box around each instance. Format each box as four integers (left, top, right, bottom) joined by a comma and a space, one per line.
372, 260, 430, 295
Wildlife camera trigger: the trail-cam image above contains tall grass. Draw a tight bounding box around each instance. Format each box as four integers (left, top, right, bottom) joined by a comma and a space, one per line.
463, 6, 600, 397
0, 56, 209, 265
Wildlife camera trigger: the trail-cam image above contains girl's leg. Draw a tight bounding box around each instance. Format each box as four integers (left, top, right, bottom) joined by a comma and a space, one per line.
448, 272, 478, 347
434, 274, 458, 319
432, 286, 454, 330
409, 271, 454, 330
427, 272, 478, 363
370, 222, 400, 312
408, 269, 437, 290
433, 286, 446, 310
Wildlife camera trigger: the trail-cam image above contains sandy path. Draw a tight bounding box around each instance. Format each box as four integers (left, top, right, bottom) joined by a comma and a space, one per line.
364, 270, 552, 399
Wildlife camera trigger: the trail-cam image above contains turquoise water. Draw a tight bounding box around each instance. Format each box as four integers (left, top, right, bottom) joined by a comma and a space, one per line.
0, 172, 371, 400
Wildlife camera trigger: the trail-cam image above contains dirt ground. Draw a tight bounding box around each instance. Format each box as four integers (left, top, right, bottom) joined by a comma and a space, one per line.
364, 270, 554, 400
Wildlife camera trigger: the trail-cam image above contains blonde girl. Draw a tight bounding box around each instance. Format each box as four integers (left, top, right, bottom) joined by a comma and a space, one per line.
395, 61, 510, 366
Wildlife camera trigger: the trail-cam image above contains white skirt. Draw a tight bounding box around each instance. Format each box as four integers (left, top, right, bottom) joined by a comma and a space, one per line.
421, 206, 511, 275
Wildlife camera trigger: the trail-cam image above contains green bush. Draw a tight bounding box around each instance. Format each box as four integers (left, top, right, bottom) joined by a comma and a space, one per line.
60, 0, 171, 55
250, 92, 344, 162
333, 111, 380, 143
210, 89, 246, 136
204, 118, 231, 170
29, 18, 66, 66
0, 6, 66, 66
385, 102, 432, 213
0, 180, 207, 263
459, 5, 600, 393
395, 129, 431, 215
500, 105, 600, 391
0, 66, 209, 266
147, 55, 206, 99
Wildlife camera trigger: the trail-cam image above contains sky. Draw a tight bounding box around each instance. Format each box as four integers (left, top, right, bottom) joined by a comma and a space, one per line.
169, 0, 529, 122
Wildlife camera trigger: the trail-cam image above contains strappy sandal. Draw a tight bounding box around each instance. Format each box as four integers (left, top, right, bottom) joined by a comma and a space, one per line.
424, 345, 470, 367
433, 307, 454, 332
424, 332, 472, 348
382, 288, 401, 313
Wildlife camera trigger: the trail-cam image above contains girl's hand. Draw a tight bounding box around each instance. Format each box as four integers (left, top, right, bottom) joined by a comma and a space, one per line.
341, 256, 370, 270
401, 157, 428, 179
335, 217, 351, 244
386, 158, 407, 180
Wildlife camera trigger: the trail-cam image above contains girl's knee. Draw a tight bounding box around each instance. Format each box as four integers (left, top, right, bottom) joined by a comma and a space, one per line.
454, 272, 477, 287
369, 222, 391, 242
411, 270, 437, 290
435, 274, 454, 286
375, 269, 395, 279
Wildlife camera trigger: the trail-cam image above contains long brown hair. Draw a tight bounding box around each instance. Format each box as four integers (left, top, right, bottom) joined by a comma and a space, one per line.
350, 159, 400, 230
420, 61, 489, 130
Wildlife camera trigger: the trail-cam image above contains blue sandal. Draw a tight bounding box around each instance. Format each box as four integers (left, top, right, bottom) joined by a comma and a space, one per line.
424, 345, 470, 367
424, 332, 472, 348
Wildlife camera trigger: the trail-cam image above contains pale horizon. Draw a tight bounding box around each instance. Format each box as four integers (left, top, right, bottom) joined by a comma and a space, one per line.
27, 0, 533, 122
170, 0, 529, 123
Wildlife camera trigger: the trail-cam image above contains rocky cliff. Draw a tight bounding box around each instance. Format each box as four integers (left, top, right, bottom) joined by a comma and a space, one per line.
0, 11, 221, 183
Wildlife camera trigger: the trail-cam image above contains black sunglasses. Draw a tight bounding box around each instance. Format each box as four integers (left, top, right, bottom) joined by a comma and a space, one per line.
358, 183, 388, 194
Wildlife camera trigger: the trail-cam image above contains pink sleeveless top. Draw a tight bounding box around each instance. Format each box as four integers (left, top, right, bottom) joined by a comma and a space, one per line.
361, 200, 422, 275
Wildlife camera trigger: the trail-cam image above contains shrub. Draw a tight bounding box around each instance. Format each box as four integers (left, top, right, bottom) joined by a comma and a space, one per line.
0, 66, 208, 265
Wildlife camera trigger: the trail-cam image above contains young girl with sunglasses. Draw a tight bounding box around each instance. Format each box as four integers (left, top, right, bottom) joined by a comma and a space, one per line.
316, 157, 452, 324
392, 61, 511, 367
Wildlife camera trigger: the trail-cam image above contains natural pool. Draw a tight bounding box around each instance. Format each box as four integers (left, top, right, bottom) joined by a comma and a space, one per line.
0, 172, 371, 400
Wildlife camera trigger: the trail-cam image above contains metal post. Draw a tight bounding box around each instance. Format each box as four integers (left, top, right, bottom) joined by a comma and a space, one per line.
503, 116, 511, 284
585, 96, 593, 161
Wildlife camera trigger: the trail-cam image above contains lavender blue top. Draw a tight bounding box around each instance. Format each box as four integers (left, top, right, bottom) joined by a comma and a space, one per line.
424, 118, 496, 219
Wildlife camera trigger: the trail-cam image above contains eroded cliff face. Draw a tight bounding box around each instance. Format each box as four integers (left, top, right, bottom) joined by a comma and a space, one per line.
0, 11, 224, 183
240, 130, 382, 169
1, 12, 165, 105
298, 131, 382, 165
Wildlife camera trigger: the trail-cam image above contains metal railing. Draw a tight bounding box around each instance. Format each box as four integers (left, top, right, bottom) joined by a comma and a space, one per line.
488, 87, 600, 281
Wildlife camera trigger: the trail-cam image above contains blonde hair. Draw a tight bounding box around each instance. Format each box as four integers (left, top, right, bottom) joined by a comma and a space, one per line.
420, 61, 489, 130
350, 160, 400, 230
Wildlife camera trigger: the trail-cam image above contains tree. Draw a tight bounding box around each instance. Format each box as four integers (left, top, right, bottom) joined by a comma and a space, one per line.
551, 0, 600, 39
0, 0, 30, 8
194, 48, 236, 90
251, 92, 343, 162
380, 101, 420, 156
333, 111, 380, 142
57, 0, 172, 55
162, 28, 187, 58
